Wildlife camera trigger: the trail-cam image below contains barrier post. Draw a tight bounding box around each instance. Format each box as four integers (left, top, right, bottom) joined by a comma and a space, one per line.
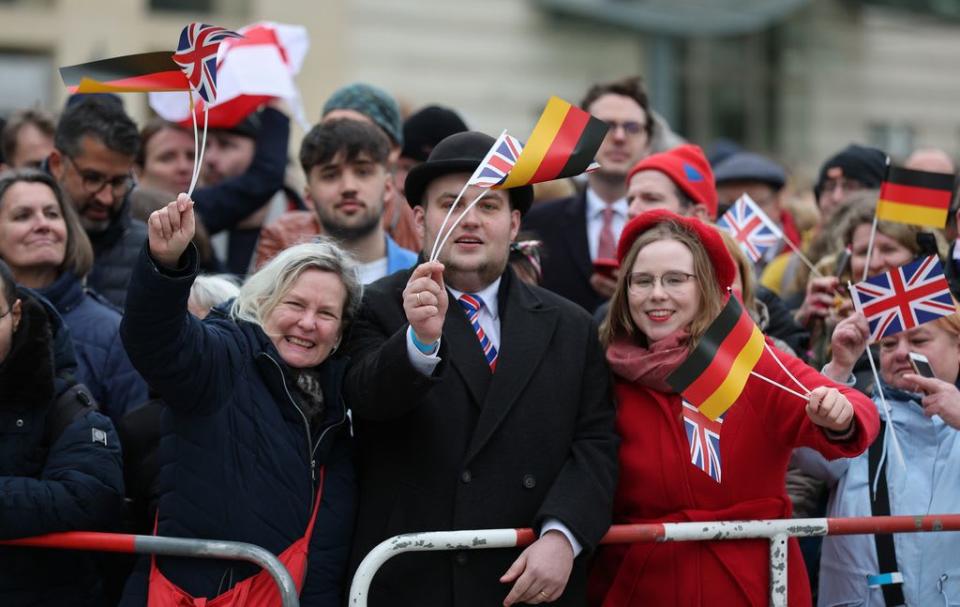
768, 532, 789, 607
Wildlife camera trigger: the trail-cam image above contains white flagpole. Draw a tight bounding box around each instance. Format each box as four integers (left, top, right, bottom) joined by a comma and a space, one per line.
186, 92, 200, 196
187, 103, 208, 197
749, 371, 809, 401
432, 190, 489, 262
847, 281, 906, 468
429, 182, 472, 262
780, 237, 823, 279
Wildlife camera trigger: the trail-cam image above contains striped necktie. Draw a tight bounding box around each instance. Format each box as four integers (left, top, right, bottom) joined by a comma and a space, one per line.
457, 294, 498, 371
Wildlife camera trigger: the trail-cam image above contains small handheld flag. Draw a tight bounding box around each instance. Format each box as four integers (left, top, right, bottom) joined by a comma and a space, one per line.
60, 52, 189, 94
172, 23, 243, 103
849, 255, 956, 343
495, 96, 608, 190
470, 131, 523, 188
682, 400, 724, 483
876, 165, 955, 229
666, 296, 766, 420
717, 193, 784, 263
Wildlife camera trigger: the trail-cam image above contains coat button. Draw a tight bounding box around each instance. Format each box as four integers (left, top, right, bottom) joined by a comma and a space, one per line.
522, 474, 536, 489
15, 419, 23, 428
454, 551, 468, 566
461, 470, 472, 483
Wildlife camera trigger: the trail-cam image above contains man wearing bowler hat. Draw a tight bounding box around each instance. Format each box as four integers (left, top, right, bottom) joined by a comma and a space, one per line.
344, 131, 618, 607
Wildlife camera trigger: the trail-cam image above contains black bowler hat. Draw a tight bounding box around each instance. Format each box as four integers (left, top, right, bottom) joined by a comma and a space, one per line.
404, 131, 534, 215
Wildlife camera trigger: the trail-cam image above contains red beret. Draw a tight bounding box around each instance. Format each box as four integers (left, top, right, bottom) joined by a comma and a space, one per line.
626, 144, 718, 220
616, 208, 737, 292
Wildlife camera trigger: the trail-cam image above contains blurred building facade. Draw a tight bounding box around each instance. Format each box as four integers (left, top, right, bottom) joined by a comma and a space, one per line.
0, 0, 957, 182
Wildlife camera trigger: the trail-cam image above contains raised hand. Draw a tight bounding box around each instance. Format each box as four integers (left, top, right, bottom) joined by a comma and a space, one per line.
902, 373, 960, 430
823, 313, 870, 382
148, 193, 196, 269
806, 385, 855, 433
402, 261, 448, 345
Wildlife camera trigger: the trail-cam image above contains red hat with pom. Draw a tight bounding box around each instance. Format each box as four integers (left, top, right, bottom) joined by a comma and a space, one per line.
616, 208, 736, 292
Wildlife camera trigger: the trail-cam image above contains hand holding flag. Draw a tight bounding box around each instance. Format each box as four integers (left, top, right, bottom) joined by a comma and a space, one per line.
805, 386, 855, 433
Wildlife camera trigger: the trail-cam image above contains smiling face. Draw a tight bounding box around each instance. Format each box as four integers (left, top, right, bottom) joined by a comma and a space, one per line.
0, 181, 68, 280
626, 238, 701, 344
879, 323, 960, 389
262, 269, 347, 369
416, 172, 520, 292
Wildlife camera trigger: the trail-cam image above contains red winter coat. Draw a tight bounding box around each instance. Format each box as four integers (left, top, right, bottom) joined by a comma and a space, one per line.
588, 342, 879, 606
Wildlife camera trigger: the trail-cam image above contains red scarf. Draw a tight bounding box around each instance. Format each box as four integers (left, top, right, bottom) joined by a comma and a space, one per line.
606, 329, 690, 393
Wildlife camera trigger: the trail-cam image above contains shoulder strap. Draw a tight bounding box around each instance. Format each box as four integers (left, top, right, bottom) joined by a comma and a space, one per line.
867, 422, 905, 606
45, 384, 98, 448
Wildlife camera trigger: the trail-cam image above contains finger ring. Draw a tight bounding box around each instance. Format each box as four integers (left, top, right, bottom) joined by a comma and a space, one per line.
539, 590, 549, 598
416, 292, 423, 306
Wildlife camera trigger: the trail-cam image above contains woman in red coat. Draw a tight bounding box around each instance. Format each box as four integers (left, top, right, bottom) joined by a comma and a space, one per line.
588, 210, 879, 606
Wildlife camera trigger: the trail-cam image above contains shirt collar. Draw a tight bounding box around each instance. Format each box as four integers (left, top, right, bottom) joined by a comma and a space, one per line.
448, 276, 502, 320
585, 187, 628, 219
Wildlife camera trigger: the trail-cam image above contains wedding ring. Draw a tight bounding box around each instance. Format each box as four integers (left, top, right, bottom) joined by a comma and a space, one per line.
416, 292, 423, 306
539, 590, 549, 599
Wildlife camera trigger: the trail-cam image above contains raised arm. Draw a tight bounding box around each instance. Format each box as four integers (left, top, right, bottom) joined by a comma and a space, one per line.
120, 195, 243, 415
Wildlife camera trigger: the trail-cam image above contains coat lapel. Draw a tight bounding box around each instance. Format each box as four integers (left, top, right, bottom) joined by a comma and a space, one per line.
464, 272, 559, 463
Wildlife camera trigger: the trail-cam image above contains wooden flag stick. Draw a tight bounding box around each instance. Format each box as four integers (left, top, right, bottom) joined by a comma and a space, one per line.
432, 190, 489, 262
749, 371, 809, 401
780, 237, 823, 278
861, 215, 879, 282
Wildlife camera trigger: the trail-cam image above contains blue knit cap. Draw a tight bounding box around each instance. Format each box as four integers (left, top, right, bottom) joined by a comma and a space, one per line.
322, 82, 403, 147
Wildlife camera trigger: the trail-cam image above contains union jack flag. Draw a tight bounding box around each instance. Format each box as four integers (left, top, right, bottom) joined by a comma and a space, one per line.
682, 400, 724, 483
850, 255, 957, 343
171, 23, 242, 103
469, 130, 523, 188
716, 194, 784, 263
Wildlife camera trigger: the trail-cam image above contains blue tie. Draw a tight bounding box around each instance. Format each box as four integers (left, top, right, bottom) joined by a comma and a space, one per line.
457, 294, 498, 371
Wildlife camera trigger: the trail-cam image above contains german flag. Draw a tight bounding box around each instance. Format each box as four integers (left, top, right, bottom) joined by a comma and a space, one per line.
666, 296, 765, 420
60, 52, 189, 94
876, 165, 955, 228
494, 96, 608, 190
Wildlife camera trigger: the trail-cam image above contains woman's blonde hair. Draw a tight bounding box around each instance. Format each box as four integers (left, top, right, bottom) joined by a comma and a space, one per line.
600, 219, 724, 347
230, 238, 362, 335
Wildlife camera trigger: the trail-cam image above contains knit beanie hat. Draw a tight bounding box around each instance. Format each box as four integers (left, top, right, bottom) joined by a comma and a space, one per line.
814, 144, 887, 200
401, 105, 469, 163
617, 208, 736, 292
626, 144, 718, 220
322, 82, 403, 146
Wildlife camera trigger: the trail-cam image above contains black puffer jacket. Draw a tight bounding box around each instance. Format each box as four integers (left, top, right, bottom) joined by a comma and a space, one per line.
87, 201, 148, 309
0, 290, 125, 606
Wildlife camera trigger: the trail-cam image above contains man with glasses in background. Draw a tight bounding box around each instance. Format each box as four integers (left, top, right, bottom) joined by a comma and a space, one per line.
522, 77, 653, 312
48, 95, 142, 308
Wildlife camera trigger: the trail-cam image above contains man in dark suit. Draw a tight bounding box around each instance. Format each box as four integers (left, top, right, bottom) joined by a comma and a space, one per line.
344, 131, 618, 607
522, 77, 652, 312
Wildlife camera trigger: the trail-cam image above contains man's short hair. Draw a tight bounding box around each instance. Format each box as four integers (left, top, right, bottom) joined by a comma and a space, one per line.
299, 118, 391, 175
2, 108, 56, 164
54, 96, 140, 159
580, 76, 653, 140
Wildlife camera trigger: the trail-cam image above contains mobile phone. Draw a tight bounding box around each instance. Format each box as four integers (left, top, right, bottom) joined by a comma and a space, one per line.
909, 352, 936, 378
593, 258, 619, 280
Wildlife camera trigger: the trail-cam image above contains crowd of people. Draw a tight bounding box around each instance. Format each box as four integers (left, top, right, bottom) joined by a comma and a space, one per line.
0, 71, 958, 607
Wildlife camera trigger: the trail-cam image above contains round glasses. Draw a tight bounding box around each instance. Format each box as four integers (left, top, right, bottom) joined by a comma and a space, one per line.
627, 271, 696, 293
65, 154, 134, 198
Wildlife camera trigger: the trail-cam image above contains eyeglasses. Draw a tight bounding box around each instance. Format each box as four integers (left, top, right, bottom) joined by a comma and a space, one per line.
627, 271, 696, 293
64, 154, 134, 198
820, 177, 865, 195
605, 120, 645, 136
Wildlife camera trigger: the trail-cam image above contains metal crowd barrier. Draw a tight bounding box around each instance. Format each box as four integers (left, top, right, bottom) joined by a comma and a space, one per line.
0, 531, 299, 607
348, 514, 960, 607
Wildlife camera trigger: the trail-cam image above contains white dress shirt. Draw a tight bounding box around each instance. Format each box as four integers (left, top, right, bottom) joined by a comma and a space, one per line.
585, 187, 628, 261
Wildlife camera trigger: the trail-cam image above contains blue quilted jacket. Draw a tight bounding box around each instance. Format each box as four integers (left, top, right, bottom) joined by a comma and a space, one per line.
119, 245, 356, 607
40, 271, 149, 424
